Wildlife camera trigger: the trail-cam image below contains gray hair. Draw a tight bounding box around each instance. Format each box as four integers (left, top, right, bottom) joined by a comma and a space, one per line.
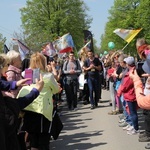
7, 50, 20, 65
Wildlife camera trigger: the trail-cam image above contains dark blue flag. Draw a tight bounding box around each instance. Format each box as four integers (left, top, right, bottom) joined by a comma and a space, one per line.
83, 30, 94, 51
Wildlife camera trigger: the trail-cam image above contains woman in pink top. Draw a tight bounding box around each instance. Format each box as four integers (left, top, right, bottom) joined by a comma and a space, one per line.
3, 50, 22, 98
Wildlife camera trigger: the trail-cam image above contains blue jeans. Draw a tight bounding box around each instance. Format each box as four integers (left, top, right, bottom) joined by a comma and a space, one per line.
87, 77, 100, 106
127, 101, 139, 130
121, 95, 132, 126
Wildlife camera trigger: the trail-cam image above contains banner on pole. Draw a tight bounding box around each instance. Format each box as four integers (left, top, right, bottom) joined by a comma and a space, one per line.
53, 33, 74, 53
12, 38, 30, 60
113, 28, 142, 43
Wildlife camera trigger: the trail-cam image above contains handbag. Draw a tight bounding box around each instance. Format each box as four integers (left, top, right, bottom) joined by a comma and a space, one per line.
50, 110, 63, 140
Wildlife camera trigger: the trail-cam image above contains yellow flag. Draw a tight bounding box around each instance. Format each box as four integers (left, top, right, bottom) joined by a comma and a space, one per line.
113, 28, 142, 43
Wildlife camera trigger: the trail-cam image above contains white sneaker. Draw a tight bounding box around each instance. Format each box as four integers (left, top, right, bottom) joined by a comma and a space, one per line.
126, 125, 134, 131
127, 128, 140, 135
123, 124, 130, 130
119, 119, 125, 123
73, 107, 78, 111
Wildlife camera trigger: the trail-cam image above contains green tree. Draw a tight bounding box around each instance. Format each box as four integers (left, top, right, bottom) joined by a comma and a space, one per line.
100, 0, 142, 55
135, 0, 150, 42
20, 0, 92, 51
0, 33, 6, 53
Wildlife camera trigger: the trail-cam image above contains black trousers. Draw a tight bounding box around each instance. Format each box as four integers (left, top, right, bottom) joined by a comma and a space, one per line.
64, 78, 78, 109
99, 74, 103, 99
143, 110, 150, 136
82, 83, 89, 102
0, 120, 20, 150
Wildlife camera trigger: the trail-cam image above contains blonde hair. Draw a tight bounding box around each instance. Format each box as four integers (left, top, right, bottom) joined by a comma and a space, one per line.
7, 50, 20, 65
29, 52, 47, 71
0, 53, 10, 67
118, 54, 128, 62
110, 50, 123, 61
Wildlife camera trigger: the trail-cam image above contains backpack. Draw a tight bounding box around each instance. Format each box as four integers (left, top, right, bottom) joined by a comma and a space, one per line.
64, 60, 79, 71
63, 60, 80, 77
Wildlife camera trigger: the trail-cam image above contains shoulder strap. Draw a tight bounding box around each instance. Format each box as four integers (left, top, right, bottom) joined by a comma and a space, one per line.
65, 60, 69, 70
6, 70, 24, 79
86, 58, 90, 66
75, 60, 79, 69
65, 60, 79, 70
6, 70, 18, 74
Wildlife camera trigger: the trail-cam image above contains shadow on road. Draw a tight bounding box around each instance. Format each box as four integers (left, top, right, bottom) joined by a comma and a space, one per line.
50, 95, 146, 150
50, 101, 107, 149
50, 130, 106, 150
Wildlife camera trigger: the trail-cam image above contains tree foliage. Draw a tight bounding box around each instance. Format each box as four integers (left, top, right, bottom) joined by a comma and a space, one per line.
100, 0, 150, 55
0, 33, 6, 53
20, 0, 92, 51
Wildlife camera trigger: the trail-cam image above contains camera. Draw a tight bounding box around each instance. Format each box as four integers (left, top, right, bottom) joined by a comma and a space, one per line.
136, 61, 145, 77
55, 65, 60, 70
49, 56, 54, 62
136, 61, 147, 84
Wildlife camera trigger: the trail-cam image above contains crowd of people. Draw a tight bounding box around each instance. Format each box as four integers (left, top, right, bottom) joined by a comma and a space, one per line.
1, 37, 150, 149
61, 37, 150, 149
91, 37, 150, 149
0, 50, 62, 150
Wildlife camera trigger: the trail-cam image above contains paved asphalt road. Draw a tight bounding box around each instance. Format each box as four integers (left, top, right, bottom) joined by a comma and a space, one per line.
50, 90, 147, 150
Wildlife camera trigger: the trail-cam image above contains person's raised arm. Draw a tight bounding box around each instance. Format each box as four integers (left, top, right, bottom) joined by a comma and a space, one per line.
129, 69, 150, 109
17, 74, 44, 109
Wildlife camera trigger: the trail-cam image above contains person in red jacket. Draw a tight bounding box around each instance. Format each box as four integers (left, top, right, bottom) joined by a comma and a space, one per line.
117, 56, 139, 135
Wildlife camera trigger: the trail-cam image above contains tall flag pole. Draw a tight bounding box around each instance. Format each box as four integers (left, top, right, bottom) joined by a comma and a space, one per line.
83, 30, 94, 51
84, 40, 91, 50
78, 40, 92, 59
3, 44, 9, 54
113, 28, 142, 50
12, 38, 30, 60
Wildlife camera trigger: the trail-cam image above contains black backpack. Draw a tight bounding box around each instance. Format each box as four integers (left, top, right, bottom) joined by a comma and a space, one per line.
63, 60, 80, 77
64, 60, 79, 71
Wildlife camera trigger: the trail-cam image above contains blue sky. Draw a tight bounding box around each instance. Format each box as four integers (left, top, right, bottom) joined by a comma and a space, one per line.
0, 0, 114, 47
